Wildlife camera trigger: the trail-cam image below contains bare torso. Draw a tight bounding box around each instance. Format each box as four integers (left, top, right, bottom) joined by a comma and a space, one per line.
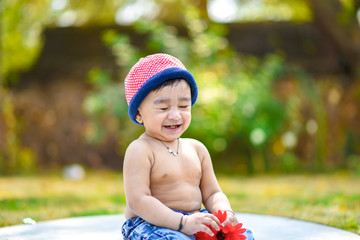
124, 137, 204, 219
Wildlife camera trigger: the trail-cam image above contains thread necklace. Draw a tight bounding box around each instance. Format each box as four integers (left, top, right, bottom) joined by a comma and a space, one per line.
159, 139, 179, 156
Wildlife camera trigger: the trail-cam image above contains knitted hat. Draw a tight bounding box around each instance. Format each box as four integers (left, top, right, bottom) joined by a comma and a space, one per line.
125, 53, 198, 125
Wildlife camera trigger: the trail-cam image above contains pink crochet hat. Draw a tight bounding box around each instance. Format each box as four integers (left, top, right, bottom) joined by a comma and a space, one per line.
125, 53, 198, 125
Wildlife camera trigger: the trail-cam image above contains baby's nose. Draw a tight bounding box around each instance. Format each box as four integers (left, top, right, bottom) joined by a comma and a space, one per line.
168, 109, 181, 120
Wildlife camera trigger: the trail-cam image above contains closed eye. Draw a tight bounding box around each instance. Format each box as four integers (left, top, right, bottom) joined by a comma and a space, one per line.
179, 105, 190, 109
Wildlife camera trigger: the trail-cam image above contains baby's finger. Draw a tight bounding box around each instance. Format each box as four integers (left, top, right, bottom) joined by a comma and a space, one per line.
222, 215, 237, 227
206, 213, 221, 225
206, 217, 220, 231
222, 218, 231, 227
232, 216, 239, 225
199, 225, 215, 237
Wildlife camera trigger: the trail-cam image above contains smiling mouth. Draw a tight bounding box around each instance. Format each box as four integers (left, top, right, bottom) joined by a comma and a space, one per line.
165, 124, 181, 129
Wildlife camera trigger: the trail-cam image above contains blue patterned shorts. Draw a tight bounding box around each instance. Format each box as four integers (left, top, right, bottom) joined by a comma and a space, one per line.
121, 209, 255, 240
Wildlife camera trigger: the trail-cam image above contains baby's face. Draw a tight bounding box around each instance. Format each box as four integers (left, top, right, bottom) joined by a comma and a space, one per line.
137, 79, 192, 142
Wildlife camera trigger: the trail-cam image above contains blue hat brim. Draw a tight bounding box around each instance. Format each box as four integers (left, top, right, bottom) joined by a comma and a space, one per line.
128, 67, 198, 125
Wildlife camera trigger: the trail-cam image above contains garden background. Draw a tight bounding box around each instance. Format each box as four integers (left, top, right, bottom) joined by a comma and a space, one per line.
1, 0, 360, 235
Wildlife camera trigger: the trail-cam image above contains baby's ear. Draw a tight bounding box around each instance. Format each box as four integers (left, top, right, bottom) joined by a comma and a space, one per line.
135, 111, 143, 124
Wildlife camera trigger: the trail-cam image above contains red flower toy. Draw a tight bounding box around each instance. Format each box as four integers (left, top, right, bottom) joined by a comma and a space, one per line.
194, 210, 247, 240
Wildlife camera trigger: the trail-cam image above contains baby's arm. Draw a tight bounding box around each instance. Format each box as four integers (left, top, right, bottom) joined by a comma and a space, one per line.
195, 140, 238, 226
123, 140, 182, 229
123, 139, 220, 235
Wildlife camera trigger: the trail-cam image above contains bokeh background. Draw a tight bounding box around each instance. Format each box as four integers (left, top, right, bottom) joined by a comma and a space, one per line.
1, 0, 360, 233
1, 0, 360, 175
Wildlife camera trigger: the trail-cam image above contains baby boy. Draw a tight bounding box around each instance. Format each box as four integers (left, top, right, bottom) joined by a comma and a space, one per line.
121, 53, 254, 240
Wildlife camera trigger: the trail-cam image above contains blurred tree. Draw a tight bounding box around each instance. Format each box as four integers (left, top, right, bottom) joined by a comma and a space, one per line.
82, 0, 360, 173
1, 0, 359, 174
2, 0, 359, 85
83, 2, 327, 174
308, 0, 360, 81
0, 89, 37, 174
0, 0, 51, 174
306, 0, 360, 170
207, 0, 360, 78
1, 0, 52, 86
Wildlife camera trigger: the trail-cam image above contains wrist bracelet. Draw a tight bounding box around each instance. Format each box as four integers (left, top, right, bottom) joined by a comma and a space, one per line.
178, 215, 184, 231
225, 210, 235, 215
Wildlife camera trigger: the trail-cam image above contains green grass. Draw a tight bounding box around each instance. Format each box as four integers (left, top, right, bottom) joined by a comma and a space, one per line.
0, 171, 126, 227
218, 173, 360, 235
0, 171, 359, 235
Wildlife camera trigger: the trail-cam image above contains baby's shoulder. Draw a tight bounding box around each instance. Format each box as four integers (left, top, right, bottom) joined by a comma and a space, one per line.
125, 137, 153, 156
181, 138, 207, 152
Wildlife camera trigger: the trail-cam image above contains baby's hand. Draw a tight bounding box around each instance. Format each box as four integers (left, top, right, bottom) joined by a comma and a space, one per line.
180, 212, 221, 236
221, 210, 238, 227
